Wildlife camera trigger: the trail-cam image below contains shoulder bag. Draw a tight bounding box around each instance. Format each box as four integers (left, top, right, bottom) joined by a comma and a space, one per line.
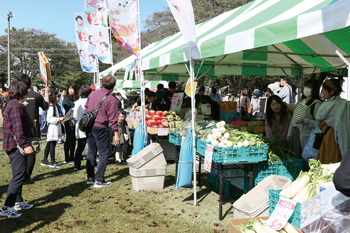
12, 132, 40, 156
78, 93, 110, 132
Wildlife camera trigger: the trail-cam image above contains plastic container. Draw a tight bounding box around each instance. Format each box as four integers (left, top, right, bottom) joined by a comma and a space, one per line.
207, 173, 243, 199
169, 130, 181, 146
129, 167, 167, 177
127, 143, 166, 169
233, 175, 292, 219
131, 176, 165, 191
269, 189, 302, 229
219, 112, 241, 122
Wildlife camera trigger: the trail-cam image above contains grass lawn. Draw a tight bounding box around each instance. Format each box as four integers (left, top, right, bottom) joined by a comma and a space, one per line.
0, 135, 235, 233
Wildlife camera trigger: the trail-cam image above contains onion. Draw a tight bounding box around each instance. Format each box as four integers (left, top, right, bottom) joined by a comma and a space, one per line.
216, 122, 221, 128
224, 133, 230, 139
211, 140, 218, 147
237, 142, 243, 147
207, 134, 213, 140
215, 132, 222, 139
220, 121, 226, 127
212, 134, 217, 140
226, 141, 233, 147
223, 139, 228, 145
218, 142, 224, 147
212, 129, 217, 134
219, 127, 226, 134
243, 140, 249, 147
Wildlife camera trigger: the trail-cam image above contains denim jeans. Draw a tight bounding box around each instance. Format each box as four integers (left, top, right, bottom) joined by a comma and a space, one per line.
86, 127, 109, 182
75, 138, 87, 168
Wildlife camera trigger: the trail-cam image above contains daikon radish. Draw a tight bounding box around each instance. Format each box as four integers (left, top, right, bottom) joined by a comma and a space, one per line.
285, 174, 310, 199
263, 225, 279, 233
292, 184, 310, 203
280, 184, 292, 197
253, 222, 267, 233
283, 222, 299, 233
279, 230, 286, 233
246, 231, 255, 233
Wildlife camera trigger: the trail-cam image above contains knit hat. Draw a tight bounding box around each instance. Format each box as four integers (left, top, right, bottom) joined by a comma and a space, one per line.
253, 89, 260, 96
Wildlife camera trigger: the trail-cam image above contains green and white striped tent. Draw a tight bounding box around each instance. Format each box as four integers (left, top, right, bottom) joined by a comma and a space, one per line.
113, 80, 168, 90
101, 0, 350, 80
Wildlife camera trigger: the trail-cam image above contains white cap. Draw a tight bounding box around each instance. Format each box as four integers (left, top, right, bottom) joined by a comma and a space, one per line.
117, 89, 128, 99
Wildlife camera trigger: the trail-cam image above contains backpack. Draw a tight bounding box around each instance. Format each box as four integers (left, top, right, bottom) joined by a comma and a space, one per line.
78, 93, 109, 132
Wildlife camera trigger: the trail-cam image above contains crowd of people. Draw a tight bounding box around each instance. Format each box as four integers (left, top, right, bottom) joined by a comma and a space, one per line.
1, 74, 350, 218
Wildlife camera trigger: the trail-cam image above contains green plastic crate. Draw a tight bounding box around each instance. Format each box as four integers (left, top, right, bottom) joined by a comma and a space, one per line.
169, 130, 181, 146
220, 112, 241, 122
269, 189, 302, 229
207, 173, 244, 200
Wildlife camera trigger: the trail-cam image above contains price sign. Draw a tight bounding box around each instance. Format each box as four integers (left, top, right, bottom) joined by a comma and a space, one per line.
261, 196, 297, 230
204, 144, 214, 172
158, 128, 168, 136
254, 126, 264, 134
38, 52, 51, 85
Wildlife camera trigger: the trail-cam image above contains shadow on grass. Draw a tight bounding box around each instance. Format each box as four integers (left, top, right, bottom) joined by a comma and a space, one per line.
0, 203, 72, 233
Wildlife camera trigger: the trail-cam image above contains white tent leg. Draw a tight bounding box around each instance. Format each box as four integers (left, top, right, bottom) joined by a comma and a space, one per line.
348, 68, 350, 101
190, 47, 197, 206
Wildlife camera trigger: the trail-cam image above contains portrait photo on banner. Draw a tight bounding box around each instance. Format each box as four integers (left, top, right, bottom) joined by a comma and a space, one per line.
84, 0, 108, 28
78, 43, 98, 73
95, 27, 112, 64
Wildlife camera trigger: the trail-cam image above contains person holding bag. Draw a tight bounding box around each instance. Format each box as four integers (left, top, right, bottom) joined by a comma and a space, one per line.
287, 80, 322, 162
0, 82, 35, 218
315, 78, 350, 163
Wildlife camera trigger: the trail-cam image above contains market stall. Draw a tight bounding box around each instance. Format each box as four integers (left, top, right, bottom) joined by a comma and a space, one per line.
103, 0, 350, 226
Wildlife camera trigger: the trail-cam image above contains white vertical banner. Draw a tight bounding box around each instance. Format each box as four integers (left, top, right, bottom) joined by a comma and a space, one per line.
124, 66, 130, 81
166, 0, 196, 42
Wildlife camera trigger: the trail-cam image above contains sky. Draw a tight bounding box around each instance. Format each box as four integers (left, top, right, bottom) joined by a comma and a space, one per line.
0, 0, 169, 43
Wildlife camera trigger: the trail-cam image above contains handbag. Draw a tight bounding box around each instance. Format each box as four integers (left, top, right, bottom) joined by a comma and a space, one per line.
78, 93, 110, 132
313, 126, 331, 150
12, 134, 40, 156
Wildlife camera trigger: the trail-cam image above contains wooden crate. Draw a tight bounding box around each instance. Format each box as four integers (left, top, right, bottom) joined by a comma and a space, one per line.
220, 101, 238, 112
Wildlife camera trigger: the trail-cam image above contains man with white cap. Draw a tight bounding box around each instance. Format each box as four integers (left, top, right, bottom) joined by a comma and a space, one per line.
127, 91, 139, 108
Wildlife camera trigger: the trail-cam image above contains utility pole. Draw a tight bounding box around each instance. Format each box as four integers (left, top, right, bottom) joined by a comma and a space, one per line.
7, 11, 14, 87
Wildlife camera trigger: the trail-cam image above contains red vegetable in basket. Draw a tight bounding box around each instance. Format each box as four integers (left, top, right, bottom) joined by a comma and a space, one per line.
146, 120, 157, 127
161, 117, 168, 121
148, 110, 156, 116
156, 111, 165, 117
145, 115, 152, 121
161, 122, 169, 128
153, 115, 161, 121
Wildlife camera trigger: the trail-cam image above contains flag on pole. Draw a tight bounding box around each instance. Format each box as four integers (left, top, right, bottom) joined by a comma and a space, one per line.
166, 0, 196, 43
108, 0, 140, 57
83, 0, 113, 64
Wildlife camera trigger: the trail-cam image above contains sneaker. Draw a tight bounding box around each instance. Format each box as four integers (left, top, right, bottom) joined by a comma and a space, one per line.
74, 167, 82, 171
0, 207, 21, 218
68, 161, 75, 165
94, 181, 112, 188
63, 160, 69, 164
86, 177, 94, 185
116, 161, 127, 166
14, 201, 33, 211
49, 163, 63, 168
40, 161, 50, 166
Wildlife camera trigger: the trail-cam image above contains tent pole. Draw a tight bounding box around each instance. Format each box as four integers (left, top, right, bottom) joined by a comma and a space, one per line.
348, 68, 350, 101
238, 76, 242, 115
190, 47, 197, 206
299, 69, 304, 100
321, 34, 350, 67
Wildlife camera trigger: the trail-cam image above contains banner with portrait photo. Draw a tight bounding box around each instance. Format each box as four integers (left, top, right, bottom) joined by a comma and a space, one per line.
84, 0, 108, 29
74, 13, 87, 44
95, 27, 112, 64
108, 0, 140, 57
77, 43, 98, 73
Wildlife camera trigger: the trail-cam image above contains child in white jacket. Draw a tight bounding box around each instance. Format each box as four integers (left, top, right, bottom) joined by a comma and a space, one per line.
41, 92, 65, 168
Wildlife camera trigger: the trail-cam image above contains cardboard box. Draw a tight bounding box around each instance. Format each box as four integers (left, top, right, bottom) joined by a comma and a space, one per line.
229, 217, 302, 233
220, 101, 238, 112
147, 127, 169, 135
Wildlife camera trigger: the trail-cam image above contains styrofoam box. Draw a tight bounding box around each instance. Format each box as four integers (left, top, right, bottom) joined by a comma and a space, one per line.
233, 175, 291, 219
129, 167, 167, 177
127, 143, 165, 169
131, 176, 165, 191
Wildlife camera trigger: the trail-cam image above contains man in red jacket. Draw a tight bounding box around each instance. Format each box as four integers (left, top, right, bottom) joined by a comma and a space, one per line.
84, 75, 120, 188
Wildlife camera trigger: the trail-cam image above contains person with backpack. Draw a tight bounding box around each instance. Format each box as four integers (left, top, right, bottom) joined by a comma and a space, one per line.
287, 80, 322, 163
316, 78, 350, 163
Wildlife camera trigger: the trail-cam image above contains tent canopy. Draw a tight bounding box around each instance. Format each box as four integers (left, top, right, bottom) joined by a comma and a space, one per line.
114, 80, 169, 90
101, 0, 350, 81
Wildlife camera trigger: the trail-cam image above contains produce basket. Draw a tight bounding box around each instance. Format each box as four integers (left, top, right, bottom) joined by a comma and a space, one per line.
196, 139, 208, 156
269, 189, 302, 229
233, 175, 292, 219
220, 112, 241, 122
169, 130, 181, 146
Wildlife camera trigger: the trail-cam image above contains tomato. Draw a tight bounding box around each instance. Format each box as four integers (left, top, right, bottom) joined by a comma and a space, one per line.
153, 115, 161, 121
156, 111, 165, 117
148, 110, 156, 116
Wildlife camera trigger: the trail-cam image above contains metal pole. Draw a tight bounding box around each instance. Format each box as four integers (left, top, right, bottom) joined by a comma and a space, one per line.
7, 13, 11, 86
348, 68, 350, 101
190, 47, 197, 206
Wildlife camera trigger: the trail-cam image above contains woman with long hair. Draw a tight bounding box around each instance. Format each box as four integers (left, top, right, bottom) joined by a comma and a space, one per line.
0, 82, 35, 218
316, 78, 350, 163
287, 80, 322, 160
265, 95, 293, 149
62, 83, 79, 164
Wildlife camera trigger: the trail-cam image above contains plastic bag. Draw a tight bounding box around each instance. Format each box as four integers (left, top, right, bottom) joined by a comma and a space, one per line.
302, 122, 322, 162
175, 129, 194, 190
131, 119, 145, 156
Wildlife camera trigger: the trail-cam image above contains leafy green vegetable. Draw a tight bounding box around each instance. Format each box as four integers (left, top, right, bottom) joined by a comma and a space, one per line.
236, 218, 259, 232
